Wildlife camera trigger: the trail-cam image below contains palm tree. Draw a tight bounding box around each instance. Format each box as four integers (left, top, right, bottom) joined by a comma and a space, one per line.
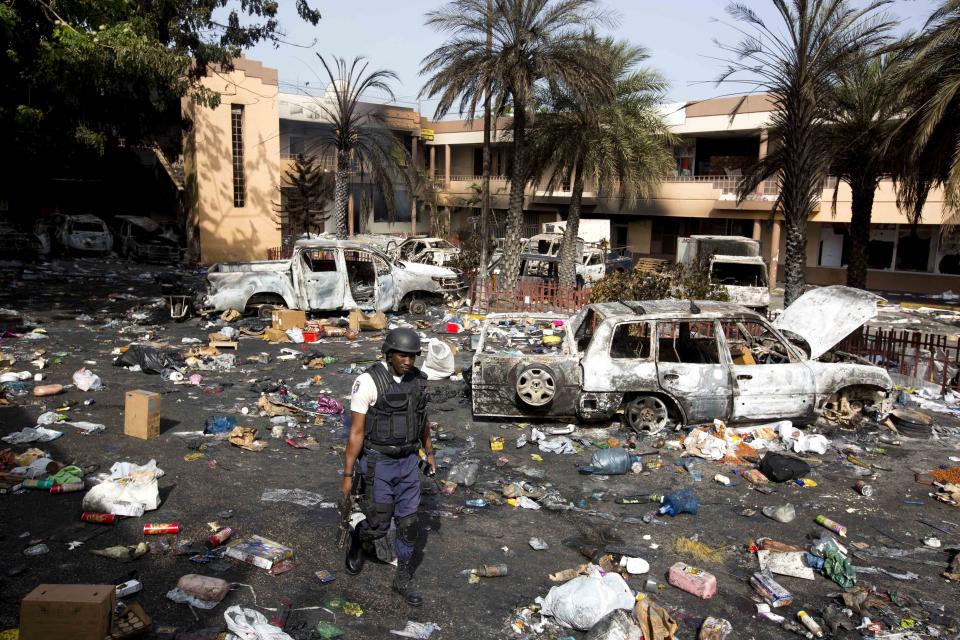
888, 0, 960, 227
716, 0, 894, 305
526, 37, 677, 288
420, 0, 613, 297
308, 55, 411, 238
822, 52, 899, 289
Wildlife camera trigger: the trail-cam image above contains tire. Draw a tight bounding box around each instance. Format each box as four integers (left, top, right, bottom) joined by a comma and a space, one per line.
515, 364, 558, 408
407, 298, 429, 315
624, 395, 670, 435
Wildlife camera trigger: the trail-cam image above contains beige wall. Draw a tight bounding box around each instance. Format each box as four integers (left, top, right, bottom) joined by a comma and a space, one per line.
184, 59, 281, 264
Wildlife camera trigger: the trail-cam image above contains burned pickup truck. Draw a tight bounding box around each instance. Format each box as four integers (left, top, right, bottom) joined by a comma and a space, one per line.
471, 286, 891, 433
201, 239, 465, 315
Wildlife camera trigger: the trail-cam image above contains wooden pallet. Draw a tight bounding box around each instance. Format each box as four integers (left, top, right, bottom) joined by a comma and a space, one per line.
208, 340, 238, 350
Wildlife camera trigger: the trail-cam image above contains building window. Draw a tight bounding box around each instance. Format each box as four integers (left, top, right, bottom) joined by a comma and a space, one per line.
231, 105, 245, 208
896, 225, 933, 272
288, 135, 304, 157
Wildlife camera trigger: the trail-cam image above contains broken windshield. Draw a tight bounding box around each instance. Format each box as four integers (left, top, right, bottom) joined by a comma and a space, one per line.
710, 261, 767, 287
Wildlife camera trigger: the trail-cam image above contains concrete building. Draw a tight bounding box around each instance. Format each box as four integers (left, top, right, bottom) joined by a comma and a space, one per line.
185, 59, 958, 295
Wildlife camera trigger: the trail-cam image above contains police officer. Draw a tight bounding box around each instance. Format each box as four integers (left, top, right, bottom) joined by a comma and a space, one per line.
341, 327, 435, 607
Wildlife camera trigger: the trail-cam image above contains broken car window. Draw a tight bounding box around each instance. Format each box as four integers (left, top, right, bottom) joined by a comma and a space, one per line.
481, 317, 566, 355
657, 321, 721, 364
719, 320, 792, 364
710, 261, 766, 287
610, 322, 652, 359
304, 249, 337, 272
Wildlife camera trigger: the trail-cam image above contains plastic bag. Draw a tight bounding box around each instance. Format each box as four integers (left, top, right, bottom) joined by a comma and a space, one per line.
72, 367, 103, 391
2, 426, 62, 444
224, 605, 295, 640
205, 415, 238, 434
539, 565, 635, 631
421, 338, 455, 380
83, 460, 163, 513
580, 448, 637, 475
114, 345, 173, 374
585, 609, 643, 640
777, 422, 830, 454
684, 428, 726, 460
447, 460, 479, 486
758, 452, 810, 482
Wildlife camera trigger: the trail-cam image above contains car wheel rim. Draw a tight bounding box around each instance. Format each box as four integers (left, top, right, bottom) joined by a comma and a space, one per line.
626, 396, 668, 434
516, 368, 556, 406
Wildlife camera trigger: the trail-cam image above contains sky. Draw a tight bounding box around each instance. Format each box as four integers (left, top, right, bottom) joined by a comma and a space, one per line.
248, 0, 941, 115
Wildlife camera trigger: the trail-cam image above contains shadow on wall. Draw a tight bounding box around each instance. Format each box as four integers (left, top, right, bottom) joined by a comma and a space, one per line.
195, 106, 279, 265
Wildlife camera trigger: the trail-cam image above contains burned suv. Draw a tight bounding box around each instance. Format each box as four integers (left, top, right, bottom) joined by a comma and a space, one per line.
470, 286, 891, 433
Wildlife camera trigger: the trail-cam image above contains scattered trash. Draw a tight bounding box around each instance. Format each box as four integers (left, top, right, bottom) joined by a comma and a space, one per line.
260, 488, 327, 507
389, 621, 441, 639
529, 537, 549, 550
762, 503, 796, 523
538, 565, 635, 631
668, 562, 717, 599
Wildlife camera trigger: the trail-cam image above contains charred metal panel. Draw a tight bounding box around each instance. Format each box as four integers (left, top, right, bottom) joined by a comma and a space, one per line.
730, 362, 815, 421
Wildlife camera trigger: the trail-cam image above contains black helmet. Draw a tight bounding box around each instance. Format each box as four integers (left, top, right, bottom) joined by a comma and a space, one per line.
382, 327, 421, 355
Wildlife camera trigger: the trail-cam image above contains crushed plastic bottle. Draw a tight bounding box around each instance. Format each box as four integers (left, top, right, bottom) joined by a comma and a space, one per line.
579, 448, 640, 475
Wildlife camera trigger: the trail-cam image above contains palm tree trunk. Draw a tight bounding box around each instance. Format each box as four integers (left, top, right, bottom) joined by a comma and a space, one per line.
500, 100, 527, 299
846, 173, 876, 289
478, 0, 493, 289
782, 209, 807, 306
334, 151, 349, 239
558, 164, 584, 289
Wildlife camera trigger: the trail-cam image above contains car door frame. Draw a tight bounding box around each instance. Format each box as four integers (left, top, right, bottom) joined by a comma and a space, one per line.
299, 247, 345, 310
720, 317, 816, 421
654, 318, 734, 423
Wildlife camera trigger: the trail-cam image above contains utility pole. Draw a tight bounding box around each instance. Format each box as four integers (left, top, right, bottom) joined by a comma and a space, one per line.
478, 0, 493, 298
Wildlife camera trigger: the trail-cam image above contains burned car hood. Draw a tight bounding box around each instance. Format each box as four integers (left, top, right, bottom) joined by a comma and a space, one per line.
773, 285, 883, 359
400, 261, 458, 278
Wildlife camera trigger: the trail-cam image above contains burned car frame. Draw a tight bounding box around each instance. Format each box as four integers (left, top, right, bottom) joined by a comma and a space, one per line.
471, 287, 892, 434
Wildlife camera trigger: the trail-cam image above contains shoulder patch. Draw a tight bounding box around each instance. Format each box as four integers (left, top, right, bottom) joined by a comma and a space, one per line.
352, 379, 361, 395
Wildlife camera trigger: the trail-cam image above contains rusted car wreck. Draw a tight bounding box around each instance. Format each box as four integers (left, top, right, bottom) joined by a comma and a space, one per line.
471, 286, 891, 433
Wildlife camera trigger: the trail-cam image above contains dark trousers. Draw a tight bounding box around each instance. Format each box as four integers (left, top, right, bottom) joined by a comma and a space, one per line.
355, 448, 420, 562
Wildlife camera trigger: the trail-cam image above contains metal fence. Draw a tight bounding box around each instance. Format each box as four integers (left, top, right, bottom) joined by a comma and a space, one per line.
837, 326, 960, 390
469, 277, 591, 314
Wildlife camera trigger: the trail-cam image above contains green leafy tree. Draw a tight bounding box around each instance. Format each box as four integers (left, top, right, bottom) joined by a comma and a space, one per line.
274, 154, 334, 236
420, 0, 613, 299
526, 37, 676, 289
308, 55, 412, 239
1, 1, 320, 167
888, 0, 960, 226
716, 0, 893, 305
822, 52, 900, 288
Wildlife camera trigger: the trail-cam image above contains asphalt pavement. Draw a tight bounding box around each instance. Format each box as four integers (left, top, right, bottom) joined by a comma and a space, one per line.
1, 257, 960, 639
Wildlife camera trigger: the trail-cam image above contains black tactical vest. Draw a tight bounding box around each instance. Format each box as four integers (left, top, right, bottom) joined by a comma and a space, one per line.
364, 363, 428, 455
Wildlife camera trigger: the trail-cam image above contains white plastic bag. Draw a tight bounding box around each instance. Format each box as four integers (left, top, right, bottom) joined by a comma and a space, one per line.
777, 421, 830, 454
72, 367, 103, 391
83, 460, 164, 513
421, 338, 455, 380
224, 605, 294, 640
539, 565, 635, 630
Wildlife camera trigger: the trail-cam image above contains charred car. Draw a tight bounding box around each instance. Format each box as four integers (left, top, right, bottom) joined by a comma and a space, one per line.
112, 215, 181, 262
471, 286, 891, 433
394, 237, 460, 267
53, 214, 113, 254
201, 238, 465, 315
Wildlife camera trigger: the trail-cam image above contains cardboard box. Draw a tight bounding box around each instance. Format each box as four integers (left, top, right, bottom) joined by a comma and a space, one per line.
348, 309, 387, 332
272, 309, 306, 331
124, 390, 160, 440
262, 328, 291, 343
20, 584, 115, 640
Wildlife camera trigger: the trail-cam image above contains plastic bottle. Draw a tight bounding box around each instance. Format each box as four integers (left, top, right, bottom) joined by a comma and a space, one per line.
667, 562, 717, 599
50, 482, 84, 494
461, 564, 509, 577
798, 612, 824, 638
269, 596, 293, 628
22, 479, 54, 490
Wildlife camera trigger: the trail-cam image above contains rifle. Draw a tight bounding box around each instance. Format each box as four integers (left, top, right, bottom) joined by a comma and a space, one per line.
336, 491, 353, 549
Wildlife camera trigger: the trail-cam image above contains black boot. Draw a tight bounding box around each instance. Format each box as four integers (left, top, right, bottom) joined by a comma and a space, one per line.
392, 560, 423, 607
345, 529, 365, 576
